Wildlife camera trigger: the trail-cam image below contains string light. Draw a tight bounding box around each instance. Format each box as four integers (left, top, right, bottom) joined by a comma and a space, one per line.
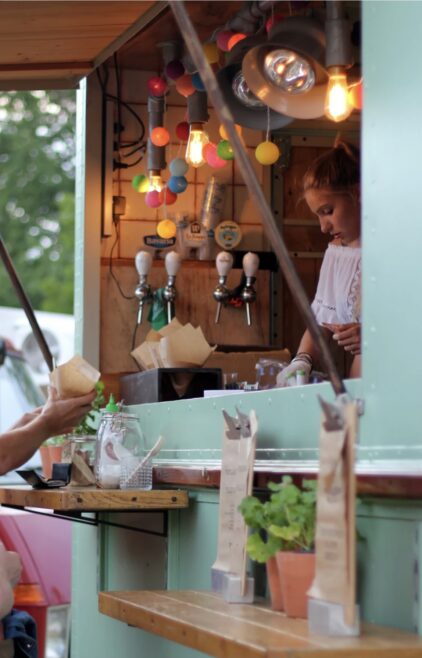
185, 122, 209, 168
325, 67, 353, 122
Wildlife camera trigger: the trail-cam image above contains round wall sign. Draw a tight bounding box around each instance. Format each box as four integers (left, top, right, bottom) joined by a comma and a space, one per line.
214, 220, 242, 250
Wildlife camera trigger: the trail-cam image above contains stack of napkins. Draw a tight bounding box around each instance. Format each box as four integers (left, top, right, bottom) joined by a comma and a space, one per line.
50, 354, 100, 398
131, 318, 215, 370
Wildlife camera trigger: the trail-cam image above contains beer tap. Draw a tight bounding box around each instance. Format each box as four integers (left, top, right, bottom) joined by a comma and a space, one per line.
213, 251, 234, 323
241, 252, 260, 326
134, 250, 153, 325
163, 251, 182, 323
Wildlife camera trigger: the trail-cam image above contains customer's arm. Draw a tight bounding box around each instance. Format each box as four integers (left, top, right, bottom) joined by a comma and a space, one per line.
0, 389, 95, 475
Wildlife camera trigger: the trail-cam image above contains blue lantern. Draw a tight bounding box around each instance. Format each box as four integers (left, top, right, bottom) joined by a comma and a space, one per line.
169, 158, 189, 177
168, 175, 188, 194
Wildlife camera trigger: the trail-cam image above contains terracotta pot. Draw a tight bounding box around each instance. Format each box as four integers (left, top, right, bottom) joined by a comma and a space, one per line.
40, 444, 66, 480
276, 551, 315, 619
266, 555, 284, 611
39, 446, 52, 479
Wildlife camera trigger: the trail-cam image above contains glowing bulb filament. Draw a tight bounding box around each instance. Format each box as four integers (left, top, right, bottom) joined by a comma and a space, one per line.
148, 171, 163, 192
325, 68, 353, 123
185, 123, 209, 168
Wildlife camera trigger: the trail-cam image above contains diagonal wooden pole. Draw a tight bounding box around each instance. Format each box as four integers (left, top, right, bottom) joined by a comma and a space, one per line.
169, 0, 347, 397
0, 235, 54, 372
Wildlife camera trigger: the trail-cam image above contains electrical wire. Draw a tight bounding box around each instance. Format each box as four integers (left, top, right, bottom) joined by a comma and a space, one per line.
108, 220, 136, 301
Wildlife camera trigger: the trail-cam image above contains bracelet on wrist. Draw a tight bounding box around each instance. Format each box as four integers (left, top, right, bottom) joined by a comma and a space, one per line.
293, 352, 313, 367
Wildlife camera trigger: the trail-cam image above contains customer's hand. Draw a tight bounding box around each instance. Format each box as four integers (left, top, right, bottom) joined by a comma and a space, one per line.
323, 323, 361, 355
40, 387, 96, 436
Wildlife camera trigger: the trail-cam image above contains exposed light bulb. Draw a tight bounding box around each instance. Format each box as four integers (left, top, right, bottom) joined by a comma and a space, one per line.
148, 170, 163, 192
264, 49, 315, 95
185, 123, 209, 168
325, 67, 353, 123
232, 70, 265, 108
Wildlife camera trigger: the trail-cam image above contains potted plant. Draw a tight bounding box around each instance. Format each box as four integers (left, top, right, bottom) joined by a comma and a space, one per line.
40, 381, 105, 478
239, 475, 317, 618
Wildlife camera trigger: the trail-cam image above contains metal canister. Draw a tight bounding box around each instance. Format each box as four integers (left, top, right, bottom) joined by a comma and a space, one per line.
199, 176, 226, 230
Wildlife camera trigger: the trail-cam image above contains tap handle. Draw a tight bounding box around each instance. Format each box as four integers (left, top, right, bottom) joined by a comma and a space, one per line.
165, 251, 182, 277
216, 251, 234, 277
243, 251, 259, 278
135, 250, 153, 277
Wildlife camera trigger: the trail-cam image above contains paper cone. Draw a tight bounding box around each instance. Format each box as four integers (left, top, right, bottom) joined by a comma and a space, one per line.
159, 323, 215, 368
50, 355, 100, 399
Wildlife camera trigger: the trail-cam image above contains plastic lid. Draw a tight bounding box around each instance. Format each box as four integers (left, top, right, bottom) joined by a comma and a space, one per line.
105, 394, 120, 413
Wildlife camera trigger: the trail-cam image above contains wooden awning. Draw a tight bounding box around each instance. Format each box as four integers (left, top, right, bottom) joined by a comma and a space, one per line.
0, 1, 165, 90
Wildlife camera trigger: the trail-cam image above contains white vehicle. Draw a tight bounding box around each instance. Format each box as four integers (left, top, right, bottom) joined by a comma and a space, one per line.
0, 306, 75, 390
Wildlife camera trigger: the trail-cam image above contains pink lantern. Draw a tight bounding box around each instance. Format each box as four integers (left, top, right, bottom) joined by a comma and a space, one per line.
145, 190, 162, 208
204, 143, 227, 169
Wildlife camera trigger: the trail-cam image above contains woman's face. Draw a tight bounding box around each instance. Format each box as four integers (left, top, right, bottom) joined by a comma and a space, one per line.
304, 186, 361, 247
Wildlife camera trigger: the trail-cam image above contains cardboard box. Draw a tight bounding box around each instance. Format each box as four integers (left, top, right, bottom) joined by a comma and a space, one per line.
204, 349, 291, 385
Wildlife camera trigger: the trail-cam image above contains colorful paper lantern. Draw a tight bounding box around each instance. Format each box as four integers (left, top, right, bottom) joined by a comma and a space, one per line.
150, 126, 170, 147
147, 76, 168, 97
157, 219, 177, 239
255, 141, 280, 165
132, 174, 149, 193
145, 190, 162, 208
216, 140, 234, 161
204, 143, 227, 169
227, 33, 247, 51
191, 72, 205, 92
175, 121, 190, 141
168, 175, 188, 194
175, 74, 195, 98
158, 188, 178, 206
216, 30, 235, 52
165, 59, 185, 81
203, 42, 219, 64
169, 158, 189, 176
219, 123, 242, 141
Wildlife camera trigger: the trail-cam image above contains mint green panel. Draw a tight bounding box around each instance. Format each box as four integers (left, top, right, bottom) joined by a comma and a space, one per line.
168, 490, 220, 590
72, 517, 169, 658
133, 378, 361, 455
361, 0, 422, 447
357, 502, 421, 632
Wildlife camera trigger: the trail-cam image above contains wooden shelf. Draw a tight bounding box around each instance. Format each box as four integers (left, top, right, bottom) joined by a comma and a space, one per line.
0, 486, 188, 511
98, 590, 422, 658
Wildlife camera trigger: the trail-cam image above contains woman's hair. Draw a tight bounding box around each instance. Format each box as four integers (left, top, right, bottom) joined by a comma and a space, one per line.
303, 139, 360, 192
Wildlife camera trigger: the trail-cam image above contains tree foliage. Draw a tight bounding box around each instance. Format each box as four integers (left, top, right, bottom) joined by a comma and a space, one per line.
0, 90, 76, 313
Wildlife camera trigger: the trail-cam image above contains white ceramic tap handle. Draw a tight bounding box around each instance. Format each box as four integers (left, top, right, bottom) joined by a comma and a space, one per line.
135, 250, 153, 277
165, 251, 182, 277
216, 251, 234, 277
243, 251, 259, 278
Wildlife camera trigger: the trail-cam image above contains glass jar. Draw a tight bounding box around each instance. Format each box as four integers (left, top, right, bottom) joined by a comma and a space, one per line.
94, 411, 146, 489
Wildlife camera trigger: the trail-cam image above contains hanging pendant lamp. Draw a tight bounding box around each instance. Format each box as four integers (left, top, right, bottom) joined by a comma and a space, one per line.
216, 35, 294, 130
242, 15, 328, 120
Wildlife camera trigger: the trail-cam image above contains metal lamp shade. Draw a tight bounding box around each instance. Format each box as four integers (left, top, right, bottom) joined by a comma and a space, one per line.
242, 16, 328, 120
216, 62, 294, 130
216, 34, 293, 130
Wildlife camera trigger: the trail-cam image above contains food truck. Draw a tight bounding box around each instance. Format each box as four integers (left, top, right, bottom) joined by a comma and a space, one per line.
0, 1, 422, 657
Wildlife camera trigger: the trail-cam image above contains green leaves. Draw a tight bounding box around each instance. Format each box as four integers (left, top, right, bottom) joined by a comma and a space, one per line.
239, 475, 317, 561
72, 380, 106, 436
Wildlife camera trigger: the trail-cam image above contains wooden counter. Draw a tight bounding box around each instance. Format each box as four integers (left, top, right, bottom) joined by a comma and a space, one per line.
0, 485, 188, 511
98, 589, 422, 658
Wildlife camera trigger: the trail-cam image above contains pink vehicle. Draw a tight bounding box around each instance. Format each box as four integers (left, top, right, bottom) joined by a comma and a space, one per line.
0, 347, 72, 658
